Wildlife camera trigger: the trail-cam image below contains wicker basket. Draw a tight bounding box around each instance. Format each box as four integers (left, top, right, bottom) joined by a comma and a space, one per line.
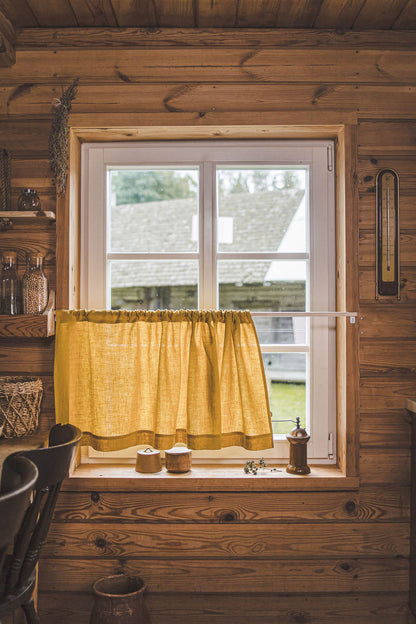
0, 376, 43, 438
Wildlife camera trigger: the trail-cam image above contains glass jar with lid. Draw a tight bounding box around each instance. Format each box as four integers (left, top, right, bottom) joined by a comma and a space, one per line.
1, 251, 21, 315
22, 254, 48, 314
17, 188, 41, 211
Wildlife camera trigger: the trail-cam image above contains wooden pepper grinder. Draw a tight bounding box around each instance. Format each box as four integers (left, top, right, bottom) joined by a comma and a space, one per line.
286, 417, 310, 475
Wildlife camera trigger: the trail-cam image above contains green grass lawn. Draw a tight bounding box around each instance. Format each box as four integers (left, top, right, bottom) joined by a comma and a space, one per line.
269, 381, 306, 435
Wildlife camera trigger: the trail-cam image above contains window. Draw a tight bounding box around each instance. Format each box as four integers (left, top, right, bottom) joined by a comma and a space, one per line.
81, 140, 335, 462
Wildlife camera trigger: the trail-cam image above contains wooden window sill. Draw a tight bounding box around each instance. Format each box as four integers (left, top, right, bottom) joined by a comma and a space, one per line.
64, 464, 359, 492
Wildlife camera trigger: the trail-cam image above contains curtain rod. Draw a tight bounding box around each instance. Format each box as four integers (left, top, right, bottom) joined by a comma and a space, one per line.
250, 311, 357, 324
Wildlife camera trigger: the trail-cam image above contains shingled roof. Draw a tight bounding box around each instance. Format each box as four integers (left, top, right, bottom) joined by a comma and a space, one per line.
110, 188, 305, 288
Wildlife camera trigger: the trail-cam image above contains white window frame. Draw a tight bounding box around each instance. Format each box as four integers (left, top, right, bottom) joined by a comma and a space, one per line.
81, 140, 336, 463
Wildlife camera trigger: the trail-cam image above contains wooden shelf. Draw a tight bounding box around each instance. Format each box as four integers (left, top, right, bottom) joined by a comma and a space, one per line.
0, 290, 55, 338
0, 211, 56, 222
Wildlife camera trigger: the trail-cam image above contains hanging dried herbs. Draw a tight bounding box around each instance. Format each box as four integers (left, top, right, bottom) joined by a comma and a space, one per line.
48, 78, 79, 197
0, 149, 11, 211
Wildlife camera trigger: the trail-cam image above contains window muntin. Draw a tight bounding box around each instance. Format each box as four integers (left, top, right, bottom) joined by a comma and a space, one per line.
81, 140, 335, 462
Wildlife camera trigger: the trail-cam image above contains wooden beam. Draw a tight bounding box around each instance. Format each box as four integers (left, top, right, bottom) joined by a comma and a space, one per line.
0, 8, 15, 66
16, 27, 416, 51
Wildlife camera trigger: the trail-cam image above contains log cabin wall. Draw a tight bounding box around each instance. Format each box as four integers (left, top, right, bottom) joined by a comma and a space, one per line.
0, 28, 415, 624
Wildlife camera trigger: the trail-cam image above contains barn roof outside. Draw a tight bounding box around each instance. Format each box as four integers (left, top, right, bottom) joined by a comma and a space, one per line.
110, 188, 305, 288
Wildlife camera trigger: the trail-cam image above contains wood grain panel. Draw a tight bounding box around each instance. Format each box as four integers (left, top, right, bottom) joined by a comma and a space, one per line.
394, 0, 416, 28
26, 0, 78, 27
43, 522, 409, 559
359, 448, 411, 485
358, 122, 416, 149
153, 0, 195, 28
38, 557, 410, 594
10, 158, 51, 179
275, 0, 323, 28
53, 490, 360, 523
0, 8, 15, 68
68, 0, 117, 27
314, 0, 366, 29
360, 340, 416, 378
359, 307, 416, 338
16, 27, 416, 50
353, 0, 409, 29
0, 339, 54, 374
52, 486, 409, 523
0, 120, 51, 156
359, 194, 416, 229
3, 1, 415, 32
341, 124, 360, 477
360, 379, 416, 411
2, 84, 416, 118
37, 590, 413, 624
237, 0, 281, 27
356, 486, 410, 522
0, 0, 39, 27
358, 157, 416, 195
2, 50, 416, 85
62, 465, 360, 492
359, 230, 416, 267
198, 0, 238, 27
110, 0, 157, 27
360, 267, 416, 302
360, 412, 411, 447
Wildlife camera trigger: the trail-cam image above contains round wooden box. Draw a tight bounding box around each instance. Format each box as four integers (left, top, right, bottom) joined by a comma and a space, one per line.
135, 447, 162, 473
165, 446, 192, 473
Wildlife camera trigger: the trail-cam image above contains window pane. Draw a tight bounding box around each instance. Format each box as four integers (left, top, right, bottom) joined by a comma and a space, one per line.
217, 168, 307, 253
262, 353, 307, 435
109, 168, 199, 253
110, 260, 198, 310
218, 259, 306, 341
257, 317, 307, 345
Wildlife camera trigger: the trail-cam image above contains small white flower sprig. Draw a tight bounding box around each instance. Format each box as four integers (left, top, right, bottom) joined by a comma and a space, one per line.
243, 458, 267, 475
243, 458, 282, 475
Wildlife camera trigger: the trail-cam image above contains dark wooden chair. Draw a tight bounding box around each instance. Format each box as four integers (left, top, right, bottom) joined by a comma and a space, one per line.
0, 423, 81, 624
0, 455, 39, 583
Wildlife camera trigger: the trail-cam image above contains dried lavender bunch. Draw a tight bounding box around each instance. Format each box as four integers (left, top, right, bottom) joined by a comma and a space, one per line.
48, 78, 79, 196
0, 149, 11, 211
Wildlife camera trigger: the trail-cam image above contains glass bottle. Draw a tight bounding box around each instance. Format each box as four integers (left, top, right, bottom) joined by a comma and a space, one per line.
22, 254, 48, 314
1, 252, 21, 315
17, 188, 41, 211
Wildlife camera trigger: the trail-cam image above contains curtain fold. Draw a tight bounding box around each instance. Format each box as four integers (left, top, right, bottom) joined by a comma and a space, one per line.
54, 309, 273, 452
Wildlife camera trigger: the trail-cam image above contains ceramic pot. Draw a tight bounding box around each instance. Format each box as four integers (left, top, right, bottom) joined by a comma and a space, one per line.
165, 446, 192, 473
135, 447, 162, 473
90, 574, 150, 624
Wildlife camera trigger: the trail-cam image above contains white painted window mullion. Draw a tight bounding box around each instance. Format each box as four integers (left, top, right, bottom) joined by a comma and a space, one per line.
201, 161, 216, 309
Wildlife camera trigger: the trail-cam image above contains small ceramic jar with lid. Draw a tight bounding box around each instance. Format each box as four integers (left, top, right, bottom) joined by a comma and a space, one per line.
165, 445, 192, 473
135, 447, 162, 473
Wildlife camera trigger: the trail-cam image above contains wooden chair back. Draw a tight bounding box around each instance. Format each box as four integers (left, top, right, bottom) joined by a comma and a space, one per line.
0, 455, 38, 578
1, 424, 81, 598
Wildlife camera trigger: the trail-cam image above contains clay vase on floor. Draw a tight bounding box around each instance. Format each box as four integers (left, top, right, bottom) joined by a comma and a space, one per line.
90, 574, 151, 624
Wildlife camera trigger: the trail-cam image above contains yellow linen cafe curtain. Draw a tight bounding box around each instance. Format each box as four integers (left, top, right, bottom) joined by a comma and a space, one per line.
54, 309, 273, 452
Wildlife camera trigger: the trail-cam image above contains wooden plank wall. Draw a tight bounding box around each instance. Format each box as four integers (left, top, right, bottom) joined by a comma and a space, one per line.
0, 31, 415, 623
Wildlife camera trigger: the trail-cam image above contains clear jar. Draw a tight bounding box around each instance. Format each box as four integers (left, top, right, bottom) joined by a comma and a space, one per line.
1, 252, 21, 315
17, 188, 41, 211
22, 254, 48, 314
